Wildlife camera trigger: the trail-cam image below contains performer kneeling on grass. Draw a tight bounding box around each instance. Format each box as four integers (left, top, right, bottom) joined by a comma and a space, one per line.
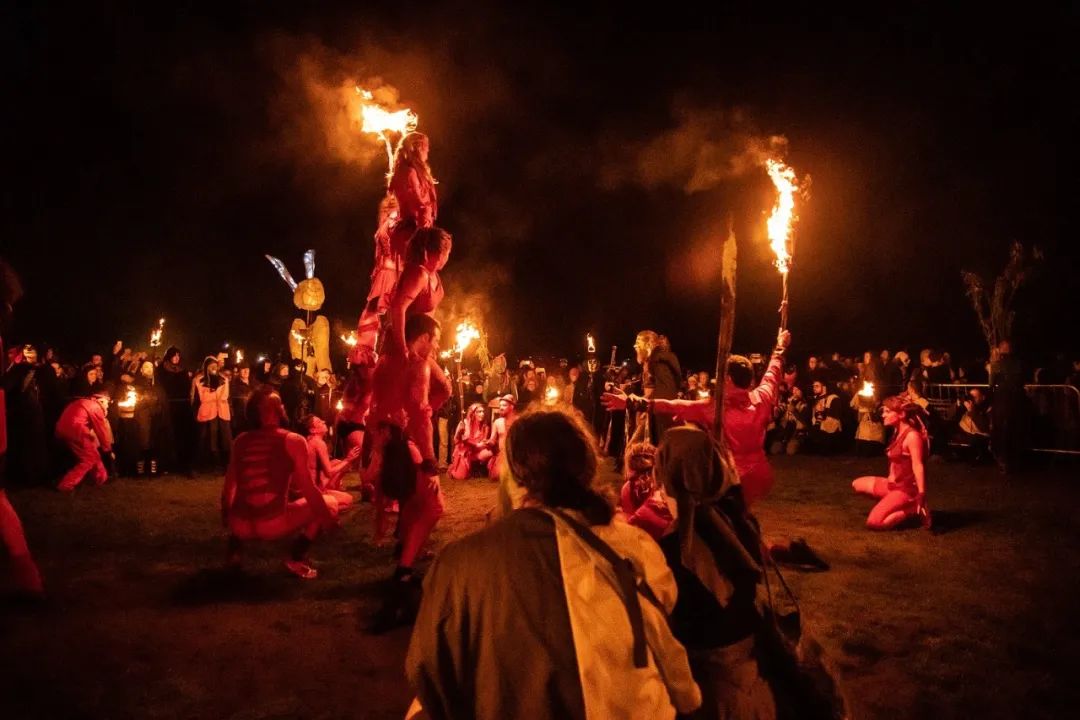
304, 415, 360, 506
852, 395, 932, 530
405, 407, 701, 720
221, 388, 339, 580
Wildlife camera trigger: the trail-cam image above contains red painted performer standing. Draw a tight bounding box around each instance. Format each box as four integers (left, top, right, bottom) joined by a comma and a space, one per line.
355, 132, 438, 358
0, 257, 45, 597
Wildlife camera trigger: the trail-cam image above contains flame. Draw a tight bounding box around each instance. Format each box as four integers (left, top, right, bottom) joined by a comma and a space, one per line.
765, 158, 800, 274
454, 321, 481, 355
235, 349, 243, 364
859, 381, 875, 398
699, 389, 710, 399
291, 329, 306, 343
335, 398, 344, 412
544, 385, 561, 405
340, 332, 358, 347
438, 350, 452, 360
586, 333, 596, 353
355, 86, 418, 172
149, 317, 165, 348
118, 386, 138, 409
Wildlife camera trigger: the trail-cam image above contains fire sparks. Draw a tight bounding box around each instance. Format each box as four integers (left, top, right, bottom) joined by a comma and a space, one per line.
765, 158, 800, 275
454, 321, 481, 356
859, 381, 875, 398
340, 332, 358, 347
149, 318, 165, 348
118, 386, 138, 409
355, 86, 418, 174
586, 333, 596, 354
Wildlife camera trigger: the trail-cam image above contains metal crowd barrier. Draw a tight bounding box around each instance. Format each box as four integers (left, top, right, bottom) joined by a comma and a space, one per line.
925, 383, 1080, 456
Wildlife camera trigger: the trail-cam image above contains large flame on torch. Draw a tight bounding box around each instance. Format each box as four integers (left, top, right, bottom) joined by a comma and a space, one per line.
340, 332, 358, 348
765, 159, 799, 273
454, 321, 481, 356
586, 333, 596, 354
859, 381, 875, 398
356, 86, 418, 175
118, 386, 138, 409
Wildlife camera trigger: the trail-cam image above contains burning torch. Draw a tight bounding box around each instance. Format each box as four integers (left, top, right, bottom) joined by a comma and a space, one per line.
765, 159, 806, 331
453, 321, 481, 412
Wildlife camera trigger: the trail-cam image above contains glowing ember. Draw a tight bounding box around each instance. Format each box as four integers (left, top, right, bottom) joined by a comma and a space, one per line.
118, 386, 138, 409
149, 318, 165, 348
859, 381, 875, 398
586, 333, 596, 353
340, 332, 358, 347
454, 321, 481, 355
355, 86, 418, 173
765, 159, 799, 274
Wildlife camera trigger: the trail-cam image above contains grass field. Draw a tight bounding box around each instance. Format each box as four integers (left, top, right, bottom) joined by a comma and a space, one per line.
2, 454, 1078, 719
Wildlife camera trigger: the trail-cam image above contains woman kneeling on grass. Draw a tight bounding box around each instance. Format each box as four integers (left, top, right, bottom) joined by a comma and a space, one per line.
852, 395, 932, 531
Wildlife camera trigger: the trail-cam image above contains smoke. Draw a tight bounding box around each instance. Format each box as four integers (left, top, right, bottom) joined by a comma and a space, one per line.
600, 104, 789, 193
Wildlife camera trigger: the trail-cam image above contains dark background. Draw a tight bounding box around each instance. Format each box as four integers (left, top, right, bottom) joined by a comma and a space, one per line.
3, 2, 1076, 371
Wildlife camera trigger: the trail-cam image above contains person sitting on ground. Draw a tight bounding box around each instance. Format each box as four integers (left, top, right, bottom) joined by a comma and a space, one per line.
304, 415, 360, 506
448, 402, 492, 480
55, 390, 114, 492
220, 387, 339, 579
485, 394, 517, 479
805, 380, 843, 455
851, 395, 931, 531
406, 407, 701, 720
617, 441, 673, 541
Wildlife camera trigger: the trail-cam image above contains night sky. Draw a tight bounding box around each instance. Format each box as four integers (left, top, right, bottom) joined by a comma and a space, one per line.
4, 3, 1076, 371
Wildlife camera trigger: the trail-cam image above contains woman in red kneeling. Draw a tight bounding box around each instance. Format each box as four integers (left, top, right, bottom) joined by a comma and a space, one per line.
448, 403, 492, 480
852, 395, 932, 530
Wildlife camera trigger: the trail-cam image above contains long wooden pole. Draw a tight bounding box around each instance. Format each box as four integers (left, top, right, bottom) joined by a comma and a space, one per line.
712, 219, 737, 440
711, 220, 742, 489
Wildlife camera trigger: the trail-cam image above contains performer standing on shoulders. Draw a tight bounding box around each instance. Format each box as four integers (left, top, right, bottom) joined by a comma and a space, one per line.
354, 132, 438, 359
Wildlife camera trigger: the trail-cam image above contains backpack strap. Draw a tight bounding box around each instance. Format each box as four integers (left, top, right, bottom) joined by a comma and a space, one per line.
544, 507, 662, 668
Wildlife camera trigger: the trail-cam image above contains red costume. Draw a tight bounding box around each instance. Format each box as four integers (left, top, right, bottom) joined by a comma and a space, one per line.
56, 398, 113, 491
356, 153, 439, 354
448, 404, 492, 480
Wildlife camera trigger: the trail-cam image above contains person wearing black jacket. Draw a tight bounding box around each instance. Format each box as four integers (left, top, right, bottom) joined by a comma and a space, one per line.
635, 330, 682, 443
156, 346, 194, 474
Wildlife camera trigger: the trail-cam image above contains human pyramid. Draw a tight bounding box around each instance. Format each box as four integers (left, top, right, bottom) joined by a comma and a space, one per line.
222, 129, 456, 584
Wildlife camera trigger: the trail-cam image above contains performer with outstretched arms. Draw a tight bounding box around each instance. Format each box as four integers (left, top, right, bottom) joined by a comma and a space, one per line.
603, 329, 790, 507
